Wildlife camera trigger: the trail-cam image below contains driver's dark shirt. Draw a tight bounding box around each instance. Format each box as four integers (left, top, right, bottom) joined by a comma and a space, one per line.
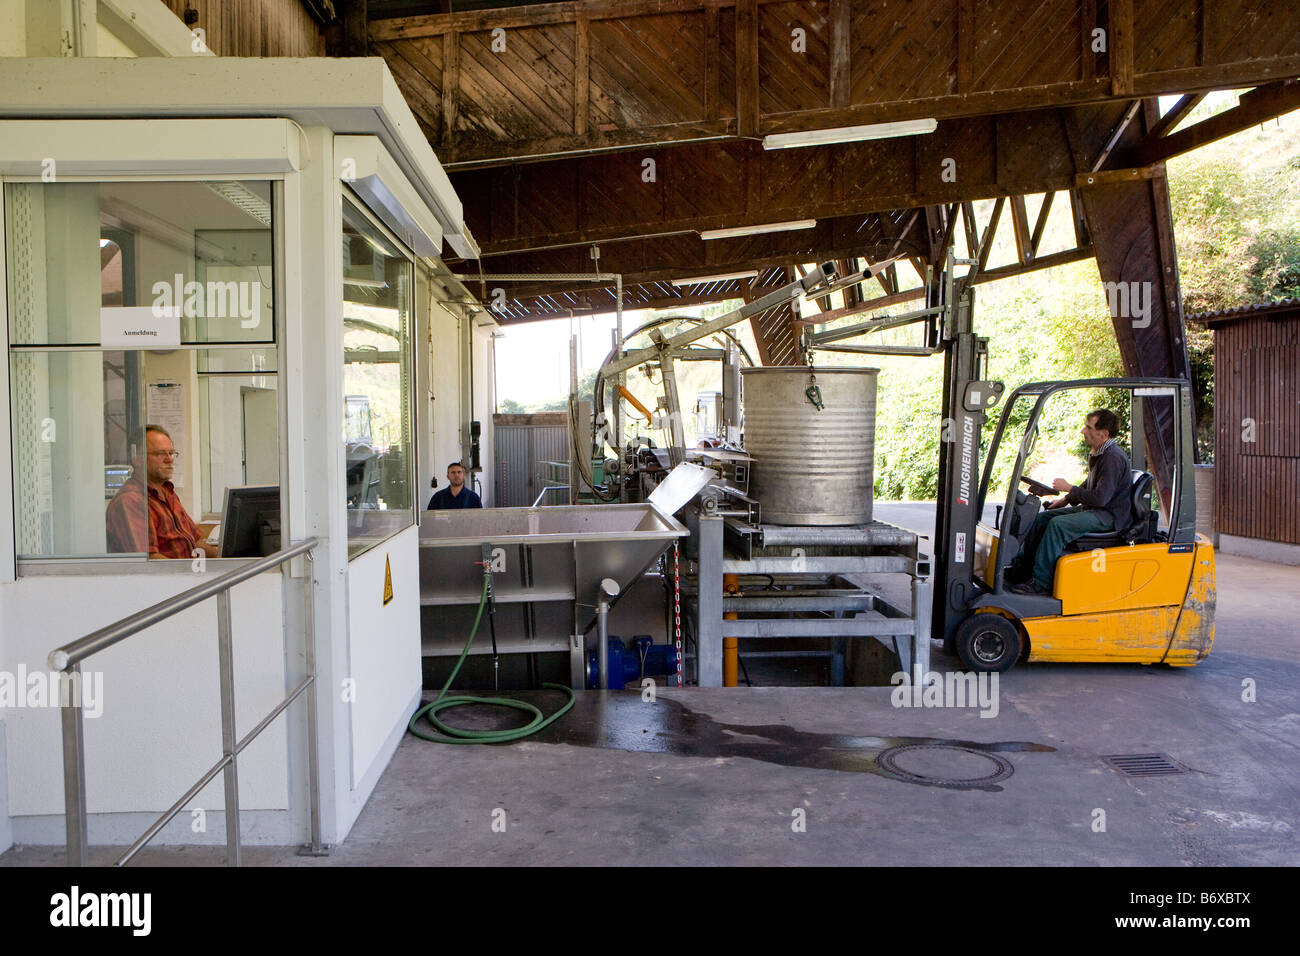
427, 486, 482, 510
1063, 441, 1131, 528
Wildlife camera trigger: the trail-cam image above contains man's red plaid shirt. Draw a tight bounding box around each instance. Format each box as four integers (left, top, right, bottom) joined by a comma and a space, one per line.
105, 478, 206, 559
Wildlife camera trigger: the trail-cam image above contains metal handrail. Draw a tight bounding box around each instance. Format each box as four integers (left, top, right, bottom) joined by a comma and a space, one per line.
47, 537, 323, 867
532, 484, 569, 507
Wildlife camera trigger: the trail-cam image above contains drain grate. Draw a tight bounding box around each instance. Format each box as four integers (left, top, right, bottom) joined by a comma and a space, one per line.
1103, 753, 1188, 776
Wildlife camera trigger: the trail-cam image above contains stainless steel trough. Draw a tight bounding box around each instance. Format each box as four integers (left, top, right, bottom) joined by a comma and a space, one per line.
418, 504, 687, 684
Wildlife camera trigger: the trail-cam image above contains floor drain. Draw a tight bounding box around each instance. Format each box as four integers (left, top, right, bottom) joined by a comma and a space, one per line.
1103, 753, 1188, 776
875, 744, 1015, 789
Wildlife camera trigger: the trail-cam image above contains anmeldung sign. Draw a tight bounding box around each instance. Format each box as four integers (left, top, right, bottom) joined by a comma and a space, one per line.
100, 306, 181, 349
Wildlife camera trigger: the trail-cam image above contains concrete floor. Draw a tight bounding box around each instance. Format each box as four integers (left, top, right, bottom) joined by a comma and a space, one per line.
4, 507, 1298, 867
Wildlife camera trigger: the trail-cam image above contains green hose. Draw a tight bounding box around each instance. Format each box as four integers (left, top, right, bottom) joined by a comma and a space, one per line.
408, 573, 575, 744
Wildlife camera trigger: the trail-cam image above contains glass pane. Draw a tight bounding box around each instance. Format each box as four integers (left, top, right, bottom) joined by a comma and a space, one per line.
342, 198, 414, 559
197, 375, 280, 517
11, 351, 152, 558
196, 347, 277, 374
5, 181, 274, 346
10, 349, 281, 559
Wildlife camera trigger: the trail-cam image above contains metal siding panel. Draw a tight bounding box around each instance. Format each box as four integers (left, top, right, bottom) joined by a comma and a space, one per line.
492, 420, 570, 507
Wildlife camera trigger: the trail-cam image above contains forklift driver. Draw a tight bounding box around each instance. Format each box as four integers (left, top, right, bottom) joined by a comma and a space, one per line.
1009, 409, 1130, 595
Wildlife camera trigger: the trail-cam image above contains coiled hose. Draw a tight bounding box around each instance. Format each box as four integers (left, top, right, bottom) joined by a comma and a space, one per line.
408, 574, 575, 744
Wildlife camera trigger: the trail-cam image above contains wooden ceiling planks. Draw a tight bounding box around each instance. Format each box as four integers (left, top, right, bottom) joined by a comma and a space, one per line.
450, 109, 1083, 256
1134, 0, 1200, 74
851, 0, 957, 103
162, 0, 322, 56
757, 0, 831, 115
970, 0, 1084, 92
1213, 0, 1298, 64
590, 12, 711, 128
372, 0, 1300, 167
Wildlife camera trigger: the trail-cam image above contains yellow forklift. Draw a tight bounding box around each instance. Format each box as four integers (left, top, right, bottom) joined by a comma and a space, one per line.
936, 376, 1215, 672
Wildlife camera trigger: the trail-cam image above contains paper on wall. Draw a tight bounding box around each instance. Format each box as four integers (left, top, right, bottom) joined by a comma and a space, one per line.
147, 382, 187, 488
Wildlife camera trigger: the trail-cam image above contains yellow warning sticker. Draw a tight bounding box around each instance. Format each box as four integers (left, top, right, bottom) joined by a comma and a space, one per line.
383, 554, 394, 606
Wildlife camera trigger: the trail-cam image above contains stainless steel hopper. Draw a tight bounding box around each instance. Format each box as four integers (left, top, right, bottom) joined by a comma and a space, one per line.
418, 504, 687, 684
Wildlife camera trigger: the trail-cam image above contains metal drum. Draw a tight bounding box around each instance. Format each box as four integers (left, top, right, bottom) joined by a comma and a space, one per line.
741, 366, 878, 525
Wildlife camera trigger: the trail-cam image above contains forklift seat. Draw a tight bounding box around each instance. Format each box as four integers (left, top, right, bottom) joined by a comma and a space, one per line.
1063, 470, 1156, 551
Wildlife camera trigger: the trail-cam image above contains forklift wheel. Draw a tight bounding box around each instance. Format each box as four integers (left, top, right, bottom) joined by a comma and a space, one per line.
955, 614, 1022, 673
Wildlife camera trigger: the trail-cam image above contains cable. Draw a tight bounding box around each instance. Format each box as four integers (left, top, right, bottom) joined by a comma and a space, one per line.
408, 574, 575, 744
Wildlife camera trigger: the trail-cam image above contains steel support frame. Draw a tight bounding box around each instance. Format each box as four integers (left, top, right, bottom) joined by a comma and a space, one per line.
689, 507, 930, 687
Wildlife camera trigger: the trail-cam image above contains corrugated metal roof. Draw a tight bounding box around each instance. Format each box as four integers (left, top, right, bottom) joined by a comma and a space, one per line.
1186, 298, 1300, 325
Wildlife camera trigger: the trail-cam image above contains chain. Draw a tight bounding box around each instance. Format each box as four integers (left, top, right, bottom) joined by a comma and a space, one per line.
673, 540, 683, 687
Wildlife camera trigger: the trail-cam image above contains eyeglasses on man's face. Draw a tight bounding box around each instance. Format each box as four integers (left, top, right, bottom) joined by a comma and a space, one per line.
148, 450, 181, 459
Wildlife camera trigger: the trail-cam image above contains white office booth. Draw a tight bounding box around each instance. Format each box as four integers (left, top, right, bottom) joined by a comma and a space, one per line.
0, 57, 486, 854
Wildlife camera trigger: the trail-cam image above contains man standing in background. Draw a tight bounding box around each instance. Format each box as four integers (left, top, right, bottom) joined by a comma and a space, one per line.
427, 462, 482, 510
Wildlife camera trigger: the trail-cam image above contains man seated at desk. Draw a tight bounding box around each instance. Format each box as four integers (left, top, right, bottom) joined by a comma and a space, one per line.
427, 462, 482, 510
106, 424, 219, 559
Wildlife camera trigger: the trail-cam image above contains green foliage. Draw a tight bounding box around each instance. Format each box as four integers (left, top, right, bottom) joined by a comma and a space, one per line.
869, 109, 1300, 495
871, 262, 1127, 501
1167, 112, 1300, 460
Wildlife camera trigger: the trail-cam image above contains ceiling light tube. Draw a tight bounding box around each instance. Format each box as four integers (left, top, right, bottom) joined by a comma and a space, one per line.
699, 220, 816, 240
669, 270, 760, 287
763, 118, 938, 150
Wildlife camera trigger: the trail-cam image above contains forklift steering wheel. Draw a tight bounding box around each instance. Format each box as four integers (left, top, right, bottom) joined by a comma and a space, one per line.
1020, 476, 1058, 497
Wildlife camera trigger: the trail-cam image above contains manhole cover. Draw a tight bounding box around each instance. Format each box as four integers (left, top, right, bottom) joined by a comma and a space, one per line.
875, 744, 1015, 789
1103, 753, 1188, 776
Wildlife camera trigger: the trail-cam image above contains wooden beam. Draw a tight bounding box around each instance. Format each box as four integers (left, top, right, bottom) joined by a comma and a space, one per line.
1028, 191, 1054, 256
1080, 0, 1096, 80
1109, 0, 1134, 97
705, 4, 720, 120
736, 0, 759, 137
343, 0, 368, 55
1091, 99, 1141, 171
1069, 188, 1090, 247
960, 202, 979, 258
957, 0, 974, 93
829, 0, 850, 108
372, 0, 732, 37
453, 112, 1089, 255
1009, 194, 1031, 264
1144, 92, 1205, 141
975, 196, 1004, 275
441, 31, 458, 147
574, 17, 589, 136
1075, 165, 1159, 188
1130, 81, 1300, 167
939, 203, 959, 261
973, 245, 1094, 283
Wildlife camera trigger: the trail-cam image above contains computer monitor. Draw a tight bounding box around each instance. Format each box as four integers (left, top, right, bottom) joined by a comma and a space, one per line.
104, 464, 132, 500
219, 485, 280, 558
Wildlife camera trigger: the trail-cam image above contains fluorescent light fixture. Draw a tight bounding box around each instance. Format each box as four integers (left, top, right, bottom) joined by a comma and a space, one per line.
343, 276, 388, 289
763, 118, 938, 150
699, 220, 816, 240
670, 270, 759, 287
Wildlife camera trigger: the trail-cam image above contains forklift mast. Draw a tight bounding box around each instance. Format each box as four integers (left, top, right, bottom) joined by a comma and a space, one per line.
931, 276, 1004, 651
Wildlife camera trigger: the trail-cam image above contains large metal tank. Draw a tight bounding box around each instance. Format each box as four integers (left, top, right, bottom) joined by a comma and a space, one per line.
741, 366, 878, 525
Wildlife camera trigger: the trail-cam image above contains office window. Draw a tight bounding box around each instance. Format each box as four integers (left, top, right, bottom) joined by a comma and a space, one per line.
5, 181, 279, 561
342, 196, 414, 559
